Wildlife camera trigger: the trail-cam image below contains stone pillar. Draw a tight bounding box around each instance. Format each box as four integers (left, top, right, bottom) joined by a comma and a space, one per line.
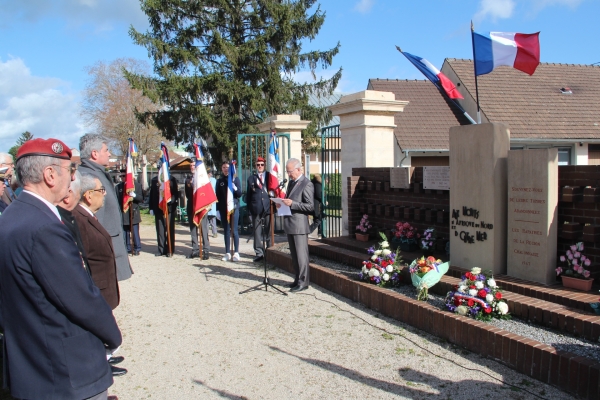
449, 123, 509, 274
328, 90, 409, 235
507, 149, 558, 284
256, 114, 311, 163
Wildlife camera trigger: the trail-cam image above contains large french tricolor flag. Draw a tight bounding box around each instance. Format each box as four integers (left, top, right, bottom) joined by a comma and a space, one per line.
191, 143, 217, 226
158, 142, 172, 215
473, 31, 540, 76
267, 130, 285, 198
227, 160, 237, 222
122, 138, 137, 212
400, 50, 463, 100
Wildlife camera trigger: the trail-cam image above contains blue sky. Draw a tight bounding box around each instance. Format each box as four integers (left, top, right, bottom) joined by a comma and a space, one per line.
1, 0, 598, 151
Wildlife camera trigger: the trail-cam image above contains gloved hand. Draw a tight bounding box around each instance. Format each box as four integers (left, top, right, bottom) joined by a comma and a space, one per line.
149, 210, 154, 216
232, 183, 238, 191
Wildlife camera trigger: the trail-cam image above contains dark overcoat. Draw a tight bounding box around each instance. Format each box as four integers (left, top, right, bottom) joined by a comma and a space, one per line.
116, 180, 143, 226
246, 172, 272, 216
0, 192, 121, 400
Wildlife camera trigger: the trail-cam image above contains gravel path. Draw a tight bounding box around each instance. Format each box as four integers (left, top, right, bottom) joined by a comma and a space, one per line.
110, 225, 575, 399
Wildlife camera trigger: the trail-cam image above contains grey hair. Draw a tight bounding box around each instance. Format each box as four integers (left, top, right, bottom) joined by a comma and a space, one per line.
79, 134, 108, 160
70, 170, 82, 198
286, 158, 302, 169
0, 152, 13, 164
16, 155, 62, 186
79, 173, 99, 200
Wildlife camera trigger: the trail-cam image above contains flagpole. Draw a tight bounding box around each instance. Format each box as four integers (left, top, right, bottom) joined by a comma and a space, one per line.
270, 202, 274, 247
129, 208, 134, 256
198, 218, 203, 257
471, 21, 482, 124
165, 203, 172, 256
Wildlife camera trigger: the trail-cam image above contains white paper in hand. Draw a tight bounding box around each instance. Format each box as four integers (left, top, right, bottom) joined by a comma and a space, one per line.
271, 198, 291, 216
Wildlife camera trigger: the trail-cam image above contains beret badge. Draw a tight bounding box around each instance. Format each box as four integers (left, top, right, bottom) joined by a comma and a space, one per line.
51, 142, 64, 154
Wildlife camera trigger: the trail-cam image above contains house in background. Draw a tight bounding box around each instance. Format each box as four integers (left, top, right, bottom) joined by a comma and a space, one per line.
366, 61, 600, 166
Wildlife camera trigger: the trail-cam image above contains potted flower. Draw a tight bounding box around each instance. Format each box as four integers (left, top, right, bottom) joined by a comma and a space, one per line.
420, 228, 435, 251
590, 291, 600, 315
355, 214, 372, 241
391, 221, 420, 252
358, 233, 404, 287
556, 242, 594, 291
408, 256, 449, 301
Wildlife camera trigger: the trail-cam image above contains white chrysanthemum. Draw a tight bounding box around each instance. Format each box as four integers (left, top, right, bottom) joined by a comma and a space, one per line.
372, 269, 380, 277
381, 241, 389, 248
497, 302, 509, 315
386, 265, 394, 273
456, 306, 468, 316
371, 255, 378, 261
486, 294, 494, 303
458, 285, 467, 293
382, 249, 391, 256
471, 267, 481, 274
362, 266, 368, 274
475, 281, 484, 289
374, 250, 382, 256
382, 273, 390, 281
487, 278, 497, 288
468, 289, 478, 297
368, 269, 376, 277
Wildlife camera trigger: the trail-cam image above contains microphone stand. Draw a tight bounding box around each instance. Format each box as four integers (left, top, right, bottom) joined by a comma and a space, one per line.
239, 200, 287, 296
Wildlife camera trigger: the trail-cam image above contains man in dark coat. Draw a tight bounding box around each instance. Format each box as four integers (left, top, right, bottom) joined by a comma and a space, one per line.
0, 138, 122, 399
276, 158, 314, 292
117, 175, 143, 256
246, 156, 272, 262
185, 162, 210, 260
149, 174, 179, 256
310, 173, 323, 236
79, 134, 133, 281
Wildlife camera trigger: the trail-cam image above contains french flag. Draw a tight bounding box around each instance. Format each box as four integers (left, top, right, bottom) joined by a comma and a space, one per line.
400, 50, 463, 100
267, 130, 285, 198
192, 143, 217, 226
158, 142, 171, 215
473, 31, 540, 76
122, 138, 136, 212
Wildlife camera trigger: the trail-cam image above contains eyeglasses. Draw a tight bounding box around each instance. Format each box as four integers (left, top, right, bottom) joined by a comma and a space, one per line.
256, 163, 265, 166
286, 169, 298, 174
88, 186, 106, 194
53, 163, 77, 176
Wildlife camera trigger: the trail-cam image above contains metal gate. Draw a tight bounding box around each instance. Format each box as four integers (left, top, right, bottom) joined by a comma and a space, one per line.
320, 125, 342, 238
237, 133, 291, 233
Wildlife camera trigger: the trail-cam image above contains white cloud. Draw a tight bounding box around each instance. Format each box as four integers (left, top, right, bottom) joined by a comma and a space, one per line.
474, 0, 515, 22
531, 0, 584, 12
0, 58, 86, 150
0, 0, 147, 31
354, 0, 375, 14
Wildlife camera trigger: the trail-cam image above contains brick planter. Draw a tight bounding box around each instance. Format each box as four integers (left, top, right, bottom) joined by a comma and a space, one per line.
561, 186, 582, 202
560, 222, 582, 240
583, 224, 600, 243
583, 187, 600, 203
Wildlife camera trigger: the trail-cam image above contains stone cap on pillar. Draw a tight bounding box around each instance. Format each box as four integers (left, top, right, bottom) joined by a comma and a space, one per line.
328, 90, 409, 116
256, 114, 311, 133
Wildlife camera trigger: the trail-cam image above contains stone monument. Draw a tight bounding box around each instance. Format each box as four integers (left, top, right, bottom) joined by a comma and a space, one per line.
506, 148, 558, 284
449, 123, 509, 274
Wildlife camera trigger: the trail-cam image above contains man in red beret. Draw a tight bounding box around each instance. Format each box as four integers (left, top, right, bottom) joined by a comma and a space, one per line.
246, 156, 273, 262
0, 138, 122, 399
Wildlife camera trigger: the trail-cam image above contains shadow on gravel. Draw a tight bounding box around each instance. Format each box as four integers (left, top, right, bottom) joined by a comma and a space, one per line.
192, 379, 248, 399
192, 263, 293, 290
268, 345, 542, 398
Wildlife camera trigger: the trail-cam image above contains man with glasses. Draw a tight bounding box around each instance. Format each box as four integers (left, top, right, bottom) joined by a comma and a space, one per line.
0, 138, 122, 399
246, 156, 272, 262
274, 158, 314, 292
0, 153, 17, 205
79, 134, 132, 281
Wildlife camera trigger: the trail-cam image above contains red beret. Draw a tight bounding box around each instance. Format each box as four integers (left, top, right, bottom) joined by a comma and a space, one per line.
256, 156, 265, 163
16, 138, 72, 162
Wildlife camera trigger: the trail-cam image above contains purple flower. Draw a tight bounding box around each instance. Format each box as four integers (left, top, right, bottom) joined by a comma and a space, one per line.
359, 273, 364, 280
367, 246, 375, 255
374, 276, 381, 284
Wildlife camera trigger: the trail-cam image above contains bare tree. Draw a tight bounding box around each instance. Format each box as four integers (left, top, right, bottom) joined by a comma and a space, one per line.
81, 58, 166, 162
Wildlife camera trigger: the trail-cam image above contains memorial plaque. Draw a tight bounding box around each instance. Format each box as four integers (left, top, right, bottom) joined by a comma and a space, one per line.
390, 167, 412, 189
506, 149, 558, 285
423, 166, 450, 190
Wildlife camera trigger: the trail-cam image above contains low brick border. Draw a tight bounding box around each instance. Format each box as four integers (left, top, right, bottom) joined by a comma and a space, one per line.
267, 246, 600, 399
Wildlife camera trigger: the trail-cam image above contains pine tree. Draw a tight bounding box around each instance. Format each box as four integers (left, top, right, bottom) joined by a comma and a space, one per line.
126, 0, 341, 159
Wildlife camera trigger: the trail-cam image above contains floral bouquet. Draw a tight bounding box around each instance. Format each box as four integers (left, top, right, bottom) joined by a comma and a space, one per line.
356, 214, 372, 233
393, 221, 419, 242
408, 256, 449, 301
420, 228, 435, 250
358, 232, 403, 287
445, 267, 510, 321
556, 242, 591, 279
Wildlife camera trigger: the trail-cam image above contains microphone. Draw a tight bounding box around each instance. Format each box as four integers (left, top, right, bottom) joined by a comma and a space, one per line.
278, 179, 288, 188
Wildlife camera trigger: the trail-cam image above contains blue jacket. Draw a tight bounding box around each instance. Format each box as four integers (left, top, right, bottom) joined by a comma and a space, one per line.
0, 192, 122, 399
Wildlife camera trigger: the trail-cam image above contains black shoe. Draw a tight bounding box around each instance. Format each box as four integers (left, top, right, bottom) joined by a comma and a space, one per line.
134, 251, 140, 256
290, 285, 309, 292
155, 253, 163, 257
165, 253, 172, 258
111, 365, 128, 377
187, 251, 199, 259
286, 282, 299, 288
202, 252, 210, 260
253, 255, 264, 262
108, 356, 124, 365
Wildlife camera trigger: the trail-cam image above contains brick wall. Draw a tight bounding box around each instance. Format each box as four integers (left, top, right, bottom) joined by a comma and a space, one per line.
349, 165, 600, 280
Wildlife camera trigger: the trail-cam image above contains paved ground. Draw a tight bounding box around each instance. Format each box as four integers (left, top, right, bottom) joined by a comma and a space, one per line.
107, 223, 574, 399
